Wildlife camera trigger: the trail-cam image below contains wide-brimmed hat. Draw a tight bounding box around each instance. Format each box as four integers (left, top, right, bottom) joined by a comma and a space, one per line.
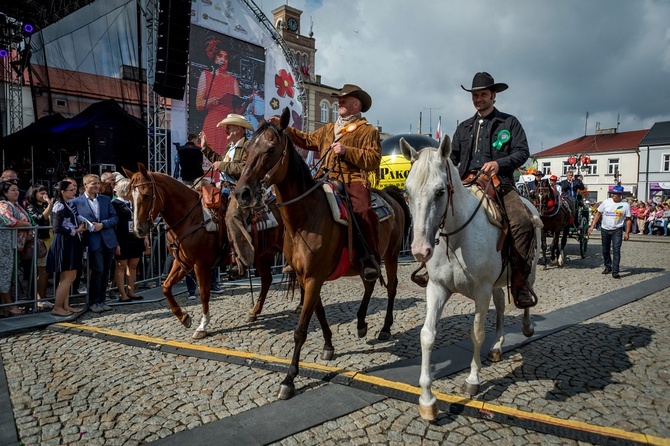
611, 185, 625, 194
332, 84, 372, 112
216, 114, 253, 131
461, 72, 508, 93
534, 171, 543, 176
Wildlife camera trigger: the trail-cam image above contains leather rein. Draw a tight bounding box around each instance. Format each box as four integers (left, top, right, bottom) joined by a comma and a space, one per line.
133, 171, 203, 242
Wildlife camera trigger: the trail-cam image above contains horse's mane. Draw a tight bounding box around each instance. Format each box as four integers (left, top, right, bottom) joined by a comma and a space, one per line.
135, 169, 199, 198
406, 148, 445, 190
252, 121, 316, 191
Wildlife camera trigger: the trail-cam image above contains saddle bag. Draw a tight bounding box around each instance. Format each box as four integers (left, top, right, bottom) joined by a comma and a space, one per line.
202, 184, 222, 209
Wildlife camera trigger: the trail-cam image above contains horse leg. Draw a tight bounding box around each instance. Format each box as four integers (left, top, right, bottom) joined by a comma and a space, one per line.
551, 233, 560, 265
522, 307, 534, 337
418, 284, 450, 421
356, 280, 374, 339
314, 297, 334, 360
278, 279, 321, 400
247, 258, 272, 323
541, 231, 548, 269
162, 262, 192, 328
463, 295, 491, 396
487, 288, 506, 362
378, 258, 398, 341
192, 264, 211, 340
559, 225, 569, 265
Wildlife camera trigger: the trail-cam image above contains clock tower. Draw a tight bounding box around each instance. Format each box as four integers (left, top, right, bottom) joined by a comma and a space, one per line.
271, 5, 339, 133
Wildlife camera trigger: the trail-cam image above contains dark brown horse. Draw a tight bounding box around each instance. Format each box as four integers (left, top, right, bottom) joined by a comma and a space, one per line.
535, 180, 574, 267
126, 164, 284, 338
235, 108, 410, 400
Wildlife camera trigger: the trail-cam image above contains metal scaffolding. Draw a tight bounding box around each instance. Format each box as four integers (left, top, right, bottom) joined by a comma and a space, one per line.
143, 0, 169, 174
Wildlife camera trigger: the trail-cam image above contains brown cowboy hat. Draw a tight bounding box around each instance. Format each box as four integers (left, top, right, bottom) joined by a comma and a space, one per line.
332, 84, 372, 112
216, 113, 254, 131
461, 72, 509, 93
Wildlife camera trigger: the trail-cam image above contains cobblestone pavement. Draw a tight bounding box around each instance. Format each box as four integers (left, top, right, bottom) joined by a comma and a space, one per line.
1, 236, 669, 445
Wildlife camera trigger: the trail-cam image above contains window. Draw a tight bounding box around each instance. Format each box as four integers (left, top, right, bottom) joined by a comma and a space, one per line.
562, 161, 572, 175
541, 162, 551, 174
663, 154, 670, 172
582, 159, 598, 175
55, 99, 67, 107
320, 102, 329, 123
607, 158, 620, 175
331, 103, 338, 122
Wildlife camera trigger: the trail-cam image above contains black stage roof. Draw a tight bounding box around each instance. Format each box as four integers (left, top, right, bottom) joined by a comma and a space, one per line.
0, 0, 96, 30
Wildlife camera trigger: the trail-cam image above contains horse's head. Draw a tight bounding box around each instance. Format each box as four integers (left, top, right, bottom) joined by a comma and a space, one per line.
127, 163, 162, 236
235, 107, 292, 209
401, 135, 453, 263
534, 179, 554, 216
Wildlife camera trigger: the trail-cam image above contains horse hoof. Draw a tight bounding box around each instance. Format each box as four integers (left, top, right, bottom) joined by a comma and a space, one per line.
182, 314, 192, 329
419, 402, 438, 421
558, 256, 564, 267
377, 330, 391, 341
462, 382, 479, 396
245, 314, 258, 323
277, 384, 295, 400
357, 323, 368, 338
192, 330, 207, 340
523, 325, 535, 337
321, 347, 334, 361
487, 349, 503, 362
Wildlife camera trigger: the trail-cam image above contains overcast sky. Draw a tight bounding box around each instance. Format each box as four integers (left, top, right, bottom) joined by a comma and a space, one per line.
259, 0, 670, 153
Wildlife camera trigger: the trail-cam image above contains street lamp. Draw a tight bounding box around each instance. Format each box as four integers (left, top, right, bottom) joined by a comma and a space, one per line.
566, 153, 591, 174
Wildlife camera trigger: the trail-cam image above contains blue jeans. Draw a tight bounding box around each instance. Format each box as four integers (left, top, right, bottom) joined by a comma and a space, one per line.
88, 246, 115, 305
600, 228, 623, 274
185, 269, 219, 294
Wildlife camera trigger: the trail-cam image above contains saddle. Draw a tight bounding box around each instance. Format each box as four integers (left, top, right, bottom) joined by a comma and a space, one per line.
322, 182, 393, 225
462, 172, 507, 251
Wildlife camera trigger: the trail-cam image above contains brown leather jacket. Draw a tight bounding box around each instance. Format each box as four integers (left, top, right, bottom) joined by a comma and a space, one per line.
201, 137, 249, 181
285, 117, 381, 186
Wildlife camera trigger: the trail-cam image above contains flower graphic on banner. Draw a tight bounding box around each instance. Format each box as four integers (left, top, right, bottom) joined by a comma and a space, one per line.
275, 69, 295, 98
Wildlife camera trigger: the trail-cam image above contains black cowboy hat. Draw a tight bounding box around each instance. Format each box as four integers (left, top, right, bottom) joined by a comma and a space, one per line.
461, 72, 508, 93
332, 84, 372, 112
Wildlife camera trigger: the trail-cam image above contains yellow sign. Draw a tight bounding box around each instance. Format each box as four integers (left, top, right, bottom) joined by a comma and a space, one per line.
378, 154, 412, 189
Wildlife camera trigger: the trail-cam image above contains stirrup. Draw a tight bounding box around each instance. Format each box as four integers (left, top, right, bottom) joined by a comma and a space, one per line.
411, 262, 429, 288
510, 283, 538, 309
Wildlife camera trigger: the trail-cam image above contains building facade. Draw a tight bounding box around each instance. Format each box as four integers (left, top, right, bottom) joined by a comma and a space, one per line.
637, 121, 670, 203
533, 128, 648, 203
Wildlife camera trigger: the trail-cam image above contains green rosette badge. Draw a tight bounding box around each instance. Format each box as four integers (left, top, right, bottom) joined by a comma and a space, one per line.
492, 130, 511, 150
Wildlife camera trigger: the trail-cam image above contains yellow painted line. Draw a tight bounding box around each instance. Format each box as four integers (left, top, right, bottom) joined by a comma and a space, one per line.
56, 322, 669, 445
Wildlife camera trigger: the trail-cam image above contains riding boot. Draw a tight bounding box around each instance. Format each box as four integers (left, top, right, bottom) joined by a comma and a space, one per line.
510, 269, 538, 309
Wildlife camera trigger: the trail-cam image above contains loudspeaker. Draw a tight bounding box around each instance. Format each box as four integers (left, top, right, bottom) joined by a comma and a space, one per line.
153, 0, 191, 99
93, 126, 115, 164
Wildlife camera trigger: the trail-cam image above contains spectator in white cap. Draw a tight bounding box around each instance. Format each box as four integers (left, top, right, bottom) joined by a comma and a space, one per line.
588, 185, 631, 279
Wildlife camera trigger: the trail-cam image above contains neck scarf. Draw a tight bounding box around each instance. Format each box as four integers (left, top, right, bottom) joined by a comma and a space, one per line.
334, 113, 361, 141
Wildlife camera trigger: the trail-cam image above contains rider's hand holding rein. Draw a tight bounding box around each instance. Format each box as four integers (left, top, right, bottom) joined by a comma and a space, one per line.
332, 141, 346, 156
480, 160, 499, 177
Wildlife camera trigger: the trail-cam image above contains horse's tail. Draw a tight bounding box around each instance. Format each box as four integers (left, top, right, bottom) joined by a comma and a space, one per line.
381, 185, 411, 239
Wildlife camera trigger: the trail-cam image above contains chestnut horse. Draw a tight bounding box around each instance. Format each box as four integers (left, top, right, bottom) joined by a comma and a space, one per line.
535, 180, 573, 267
235, 108, 410, 400
126, 164, 284, 338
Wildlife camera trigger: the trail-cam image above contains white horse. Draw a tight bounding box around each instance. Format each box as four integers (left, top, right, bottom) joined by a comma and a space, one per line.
400, 136, 542, 421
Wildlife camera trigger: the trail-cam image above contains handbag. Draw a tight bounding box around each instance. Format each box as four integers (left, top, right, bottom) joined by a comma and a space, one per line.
21, 238, 48, 259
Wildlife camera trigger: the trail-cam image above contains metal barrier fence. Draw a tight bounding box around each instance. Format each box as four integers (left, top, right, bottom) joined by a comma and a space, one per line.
0, 218, 414, 317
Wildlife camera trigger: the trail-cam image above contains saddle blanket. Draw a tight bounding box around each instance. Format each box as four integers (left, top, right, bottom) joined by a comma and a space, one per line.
246, 210, 279, 233
322, 183, 393, 226
467, 186, 504, 229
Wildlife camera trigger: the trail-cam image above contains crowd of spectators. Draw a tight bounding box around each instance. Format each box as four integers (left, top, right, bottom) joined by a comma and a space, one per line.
588, 197, 670, 235
0, 168, 156, 318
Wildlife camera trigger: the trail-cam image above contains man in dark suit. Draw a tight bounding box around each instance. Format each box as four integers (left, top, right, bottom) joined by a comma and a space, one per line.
72, 174, 119, 313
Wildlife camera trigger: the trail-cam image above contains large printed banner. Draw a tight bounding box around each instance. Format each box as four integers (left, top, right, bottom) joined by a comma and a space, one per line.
171, 0, 303, 154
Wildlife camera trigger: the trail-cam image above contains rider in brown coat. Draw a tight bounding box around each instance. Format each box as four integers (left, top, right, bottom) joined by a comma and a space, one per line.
282, 84, 382, 281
